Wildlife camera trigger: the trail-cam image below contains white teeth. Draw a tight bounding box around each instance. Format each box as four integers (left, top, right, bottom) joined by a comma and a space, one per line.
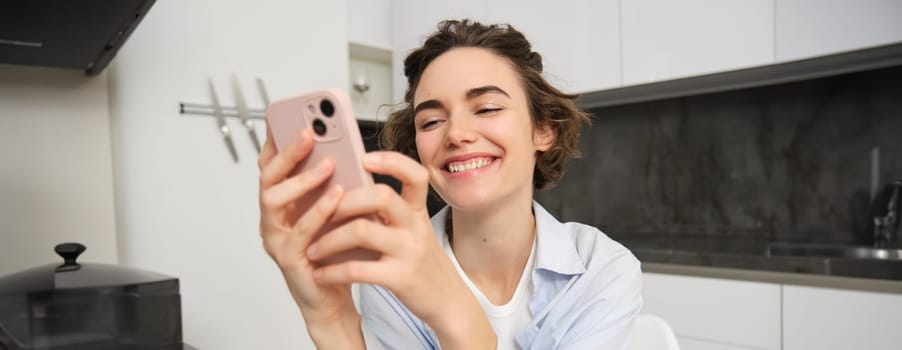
447, 158, 492, 173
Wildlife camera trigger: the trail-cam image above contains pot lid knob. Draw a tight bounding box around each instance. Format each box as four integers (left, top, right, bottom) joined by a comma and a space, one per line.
55, 242, 86, 271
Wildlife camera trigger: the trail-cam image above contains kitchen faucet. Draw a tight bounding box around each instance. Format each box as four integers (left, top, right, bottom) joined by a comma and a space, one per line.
873, 180, 902, 248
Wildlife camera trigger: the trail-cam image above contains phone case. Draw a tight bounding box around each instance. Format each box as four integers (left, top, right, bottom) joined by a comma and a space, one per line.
266, 88, 379, 265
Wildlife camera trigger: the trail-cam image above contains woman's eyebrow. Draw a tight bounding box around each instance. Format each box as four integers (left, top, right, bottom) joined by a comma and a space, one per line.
414, 99, 444, 114
466, 85, 509, 99
414, 85, 509, 114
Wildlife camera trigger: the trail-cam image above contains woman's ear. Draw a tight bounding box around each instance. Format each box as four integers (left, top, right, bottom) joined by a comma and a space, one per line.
533, 123, 556, 152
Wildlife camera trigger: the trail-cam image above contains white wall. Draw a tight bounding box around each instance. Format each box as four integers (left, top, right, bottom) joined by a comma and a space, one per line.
108, 1, 348, 349
348, 0, 393, 49
0, 64, 118, 276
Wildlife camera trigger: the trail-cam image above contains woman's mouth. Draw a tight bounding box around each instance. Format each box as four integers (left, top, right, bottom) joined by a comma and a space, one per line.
444, 156, 497, 174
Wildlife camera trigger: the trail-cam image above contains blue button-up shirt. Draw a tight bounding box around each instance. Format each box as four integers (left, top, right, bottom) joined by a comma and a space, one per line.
359, 201, 643, 349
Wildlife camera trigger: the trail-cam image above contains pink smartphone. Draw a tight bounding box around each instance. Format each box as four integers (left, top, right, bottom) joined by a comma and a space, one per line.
266, 88, 379, 265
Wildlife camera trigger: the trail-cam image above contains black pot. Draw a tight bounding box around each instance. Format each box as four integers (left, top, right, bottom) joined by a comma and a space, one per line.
0, 243, 183, 350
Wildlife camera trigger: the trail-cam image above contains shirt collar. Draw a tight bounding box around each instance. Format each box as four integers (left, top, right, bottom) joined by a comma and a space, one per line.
532, 201, 586, 276
429, 201, 586, 276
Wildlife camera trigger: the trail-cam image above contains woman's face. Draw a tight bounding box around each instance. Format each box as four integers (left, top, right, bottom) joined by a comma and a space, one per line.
413, 47, 553, 211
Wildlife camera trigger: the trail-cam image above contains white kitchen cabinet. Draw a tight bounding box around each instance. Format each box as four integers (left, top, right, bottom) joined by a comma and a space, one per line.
621, 0, 775, 86
783, 285, 902, 350
348, 43, 394, 121
676, 337, 761, 350
390, 0, 620, 95
776, 0, 902, 62
484, 0, 621, 93
642, 273, 782, 350
388, 0, 902, 96
347, 0, 394, 121
390, 0, 486, 101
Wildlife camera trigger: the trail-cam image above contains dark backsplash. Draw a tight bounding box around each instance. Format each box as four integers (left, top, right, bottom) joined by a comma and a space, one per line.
536, 64, 902, 245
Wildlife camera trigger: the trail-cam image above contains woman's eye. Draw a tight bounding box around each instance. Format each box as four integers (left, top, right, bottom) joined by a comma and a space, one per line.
420, 119, 440, 130
476, 108, 502, 115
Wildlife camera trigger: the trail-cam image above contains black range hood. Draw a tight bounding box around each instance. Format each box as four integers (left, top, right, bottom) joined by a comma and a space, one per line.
0, 0, 156, 76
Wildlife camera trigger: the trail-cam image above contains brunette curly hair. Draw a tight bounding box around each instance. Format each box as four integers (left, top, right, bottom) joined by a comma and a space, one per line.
381, 19, 590, 190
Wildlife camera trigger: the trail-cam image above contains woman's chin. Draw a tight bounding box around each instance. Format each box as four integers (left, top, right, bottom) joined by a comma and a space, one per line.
441, 193, 495, 212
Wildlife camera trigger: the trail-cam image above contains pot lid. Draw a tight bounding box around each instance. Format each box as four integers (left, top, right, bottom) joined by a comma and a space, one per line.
0, 242, 176, 295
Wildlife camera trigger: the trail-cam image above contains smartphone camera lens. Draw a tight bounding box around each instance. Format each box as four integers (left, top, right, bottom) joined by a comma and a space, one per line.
320, 99, 335, 117
312, 119, 327, 136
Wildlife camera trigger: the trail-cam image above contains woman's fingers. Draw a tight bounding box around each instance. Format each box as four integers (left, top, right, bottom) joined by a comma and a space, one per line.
312, 259, 388, 286
289, 184, 345, 250
329, 184, 413, 227
260, 159, 334, 210
258, 126, 277, 170
363, 152, 430, 212
306, 218, 400, 262
260, 128, 314, 189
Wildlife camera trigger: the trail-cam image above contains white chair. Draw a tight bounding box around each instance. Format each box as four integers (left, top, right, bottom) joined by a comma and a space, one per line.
633, 314, 680, 350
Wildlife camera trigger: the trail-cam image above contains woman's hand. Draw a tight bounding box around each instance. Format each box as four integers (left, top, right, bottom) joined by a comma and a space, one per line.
257, 128, 363, 349
304, 151, 496, 349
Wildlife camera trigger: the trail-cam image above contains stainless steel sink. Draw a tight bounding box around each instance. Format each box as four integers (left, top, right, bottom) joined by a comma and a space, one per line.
765, 242, 902, 260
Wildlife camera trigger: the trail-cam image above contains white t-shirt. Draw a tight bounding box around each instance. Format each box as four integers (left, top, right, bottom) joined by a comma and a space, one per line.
442, 234, 537, 350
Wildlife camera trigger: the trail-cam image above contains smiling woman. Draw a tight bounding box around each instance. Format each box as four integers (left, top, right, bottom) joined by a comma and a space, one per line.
257, 19, 642, 350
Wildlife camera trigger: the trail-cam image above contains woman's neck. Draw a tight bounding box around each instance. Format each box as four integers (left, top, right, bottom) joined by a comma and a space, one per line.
448, 190, 536, 304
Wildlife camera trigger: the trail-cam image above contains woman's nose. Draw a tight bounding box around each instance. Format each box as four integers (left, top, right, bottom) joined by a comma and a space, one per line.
445, 116, 478, 147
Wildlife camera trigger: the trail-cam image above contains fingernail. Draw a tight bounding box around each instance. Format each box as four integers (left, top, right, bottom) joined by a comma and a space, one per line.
314, 160, 331, 177
298, 128, 311, 143
326, 185, 342, 200
312, 269, 323, 281
307, 244, 318, 259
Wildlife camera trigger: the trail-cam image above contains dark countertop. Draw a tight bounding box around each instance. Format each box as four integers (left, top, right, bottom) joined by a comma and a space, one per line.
617, 235, 902, 284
